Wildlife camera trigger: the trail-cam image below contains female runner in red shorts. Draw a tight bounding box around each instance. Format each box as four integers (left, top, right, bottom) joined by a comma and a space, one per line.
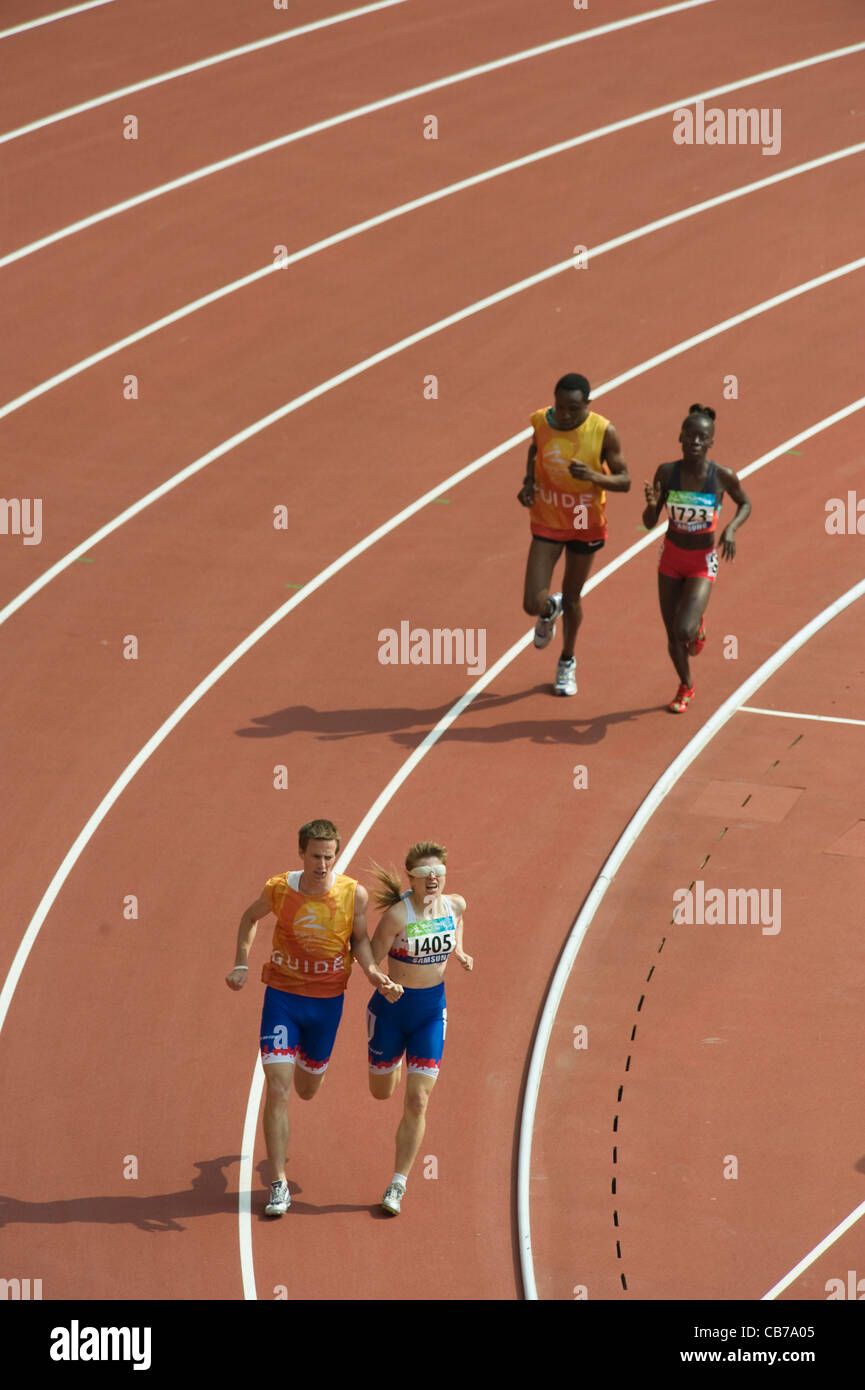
642, 404, 751, 712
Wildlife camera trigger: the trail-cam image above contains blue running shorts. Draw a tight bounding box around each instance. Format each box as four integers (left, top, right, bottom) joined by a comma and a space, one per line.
367, 982, 447, 1077
260, 987, 344, 1073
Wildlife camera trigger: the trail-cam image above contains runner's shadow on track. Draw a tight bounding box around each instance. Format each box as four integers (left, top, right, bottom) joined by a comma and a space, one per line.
234, 690, 537, 741
235, 693, 664, 744
0, 1155, 247, 1233
389, 701, 665, 746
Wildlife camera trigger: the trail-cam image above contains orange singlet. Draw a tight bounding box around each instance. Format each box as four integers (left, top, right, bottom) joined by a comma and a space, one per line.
260, 871, 356, 998
529, 407, 609, 543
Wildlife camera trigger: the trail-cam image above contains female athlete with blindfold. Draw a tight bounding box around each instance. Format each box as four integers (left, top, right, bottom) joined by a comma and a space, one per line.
366, 841, 472, 1215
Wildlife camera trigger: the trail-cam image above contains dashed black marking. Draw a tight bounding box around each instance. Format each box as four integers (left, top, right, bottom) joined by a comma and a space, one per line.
612, 736, 790, 1294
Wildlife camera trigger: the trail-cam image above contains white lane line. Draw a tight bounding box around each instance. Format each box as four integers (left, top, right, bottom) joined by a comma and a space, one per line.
516, 577, 865, 1301
741, 706, 865, 726
238, 1052, 264, 1299
0, 1, 411, 145
235, 402, 865, 1297
13, 13, 865, 271
1, 237, 862, 631
3, 139, 861, 422
763, 1197, 865, 1300
0, 0, 115, 40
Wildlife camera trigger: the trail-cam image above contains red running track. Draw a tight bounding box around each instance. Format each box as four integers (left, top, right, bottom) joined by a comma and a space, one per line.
0, 0, 863, 1304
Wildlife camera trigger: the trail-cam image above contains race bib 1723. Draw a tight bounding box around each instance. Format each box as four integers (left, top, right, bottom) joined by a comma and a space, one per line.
667, 490, 717, 532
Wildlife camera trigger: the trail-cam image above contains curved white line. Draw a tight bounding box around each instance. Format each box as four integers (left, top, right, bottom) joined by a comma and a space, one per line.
0, 1, 411, 145
238, 1052, 264, 1299
11, 16, 865, 273
3, 140, 861, 423
1, 236, 862, 631
763, 1197, 865, 1300
516, 577, 865, 1300
0, 1, 115, 40
235, 396, 865, 1298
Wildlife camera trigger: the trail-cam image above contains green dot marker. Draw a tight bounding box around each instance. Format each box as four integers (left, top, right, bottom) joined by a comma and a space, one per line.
77, 557, 95, 563
285, 583, 303, 589
430, 498, 451, 504
785, 450, 802, 456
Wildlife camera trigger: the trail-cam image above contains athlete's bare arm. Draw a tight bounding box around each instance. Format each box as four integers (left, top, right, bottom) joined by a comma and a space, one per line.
351, 886, 403, 1001
642, 462, 673, 528
717, 468, 751, 560
370, 902, 405, 967
603, 424, 631, 490
567, 423, 629, 490
450, 894, 473, 972
517, 440, 538, 507
226, 889, 272, 990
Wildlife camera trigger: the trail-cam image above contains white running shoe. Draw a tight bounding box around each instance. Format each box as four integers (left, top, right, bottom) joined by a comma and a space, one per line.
381, 1181, 406, 1215
265, 1179, 290, 1216
554, 657, 577, 696
534, 592, 563, 649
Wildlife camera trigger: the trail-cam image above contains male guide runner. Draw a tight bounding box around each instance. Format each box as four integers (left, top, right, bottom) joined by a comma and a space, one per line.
518, 372, 631, 695
226, 819, 402, 1216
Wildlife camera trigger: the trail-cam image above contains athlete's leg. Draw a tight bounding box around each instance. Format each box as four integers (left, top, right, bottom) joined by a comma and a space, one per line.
523, 537, 563, 617
368, 1063, 402, 1100
560, 547, 598, 660
262, 1062, 296, 1183
259, 988, 303, 1183
675, 576, 713, 649
658, 573, 691, 686
293, 993, 343, 1099
394, 1072, 438, 1177
367, 992, 405, 1099
390, 991, 446, 1178
294, 1069, 327, 1101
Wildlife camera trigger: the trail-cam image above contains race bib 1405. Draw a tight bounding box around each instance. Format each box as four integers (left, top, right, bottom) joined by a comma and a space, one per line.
405, 914, 455, 961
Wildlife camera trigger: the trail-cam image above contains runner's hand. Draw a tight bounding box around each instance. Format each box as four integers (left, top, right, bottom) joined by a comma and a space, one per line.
455, 950, 473, 972
568, 460, 597, 483
225, 967, 248, 991
517, 482, 536, 507
375, 974, 404, 1002
643, 479, 660, 506
720, 527, 736, 560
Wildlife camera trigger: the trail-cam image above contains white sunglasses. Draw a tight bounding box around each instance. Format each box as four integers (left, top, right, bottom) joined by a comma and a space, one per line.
408, 863, 447, 878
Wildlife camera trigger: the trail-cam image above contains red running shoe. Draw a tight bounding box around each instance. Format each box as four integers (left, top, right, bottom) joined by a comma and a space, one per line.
669, 682, 695, 713
688, 618, 706, 657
